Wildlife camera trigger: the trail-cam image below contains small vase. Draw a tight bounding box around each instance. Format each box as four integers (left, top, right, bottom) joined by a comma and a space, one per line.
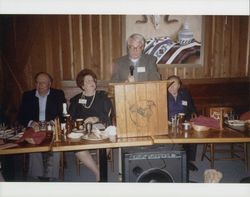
178, 22, 194, 45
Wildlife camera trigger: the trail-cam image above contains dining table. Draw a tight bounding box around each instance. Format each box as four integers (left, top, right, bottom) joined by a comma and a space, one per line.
0, 125, 250, 182
152, 126, 250, 144
1, 126, 249, 156
0, 132, 53, 155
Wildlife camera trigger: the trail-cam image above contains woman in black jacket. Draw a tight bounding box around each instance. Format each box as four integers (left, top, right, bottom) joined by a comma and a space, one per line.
69, 69, 113, 181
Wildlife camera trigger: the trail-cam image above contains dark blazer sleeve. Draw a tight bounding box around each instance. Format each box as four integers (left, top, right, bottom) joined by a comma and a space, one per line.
17, 89, 39, 126
46, 89, 66, 121
99, 91, 113, 126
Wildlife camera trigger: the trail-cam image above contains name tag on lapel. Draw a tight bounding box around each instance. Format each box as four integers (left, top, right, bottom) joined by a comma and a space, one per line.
79, 99, 87, 104
182, 100, 188, 106
137, 67, 146, 73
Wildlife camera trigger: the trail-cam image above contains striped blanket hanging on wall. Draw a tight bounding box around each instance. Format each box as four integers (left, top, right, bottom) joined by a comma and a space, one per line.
144, 36, 201, 64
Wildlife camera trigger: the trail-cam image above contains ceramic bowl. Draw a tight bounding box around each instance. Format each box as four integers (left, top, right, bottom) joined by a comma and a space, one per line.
192, 124, 210, 132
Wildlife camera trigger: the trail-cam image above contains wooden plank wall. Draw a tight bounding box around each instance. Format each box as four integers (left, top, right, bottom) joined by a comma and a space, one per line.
1, 15, 122, 89
0, 15, 249, 124
0, 15, 122, 123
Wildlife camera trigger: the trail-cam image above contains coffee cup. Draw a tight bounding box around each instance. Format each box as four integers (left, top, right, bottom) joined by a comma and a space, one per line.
76, 118, 84, 130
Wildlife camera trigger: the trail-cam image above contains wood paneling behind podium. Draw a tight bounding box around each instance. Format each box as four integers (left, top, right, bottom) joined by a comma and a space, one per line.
0, 15, 249, 124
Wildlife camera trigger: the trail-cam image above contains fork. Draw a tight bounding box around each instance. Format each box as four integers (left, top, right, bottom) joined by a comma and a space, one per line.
0, 123, 6, 131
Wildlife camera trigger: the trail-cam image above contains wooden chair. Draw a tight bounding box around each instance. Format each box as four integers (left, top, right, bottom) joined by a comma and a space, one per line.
209, 107, 233, 130
201, 107, 248, 171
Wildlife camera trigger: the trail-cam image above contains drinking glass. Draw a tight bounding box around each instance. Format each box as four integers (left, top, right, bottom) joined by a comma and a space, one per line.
171, 116, 177, 128
39, 121, 47, 131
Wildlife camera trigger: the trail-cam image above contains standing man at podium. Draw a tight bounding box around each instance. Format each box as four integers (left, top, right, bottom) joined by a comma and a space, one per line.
110, 33, 163, 182
110, 33, 160, 83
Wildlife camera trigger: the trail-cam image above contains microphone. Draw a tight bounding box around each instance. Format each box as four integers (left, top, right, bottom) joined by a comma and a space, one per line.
129, 65, 134, 76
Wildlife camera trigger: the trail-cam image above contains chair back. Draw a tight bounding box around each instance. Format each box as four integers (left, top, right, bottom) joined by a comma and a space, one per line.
209, 107, 233, 129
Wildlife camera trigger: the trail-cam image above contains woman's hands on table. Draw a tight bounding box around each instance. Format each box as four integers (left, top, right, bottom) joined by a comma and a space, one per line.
84, 117, 99, 124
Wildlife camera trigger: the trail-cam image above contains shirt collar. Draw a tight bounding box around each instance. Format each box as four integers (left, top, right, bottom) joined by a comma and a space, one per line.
35, 89, 50, 98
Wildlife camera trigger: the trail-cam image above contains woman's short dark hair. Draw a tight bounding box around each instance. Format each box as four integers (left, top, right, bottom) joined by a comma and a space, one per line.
76, 69, 97, 90
167, 75, 182, 86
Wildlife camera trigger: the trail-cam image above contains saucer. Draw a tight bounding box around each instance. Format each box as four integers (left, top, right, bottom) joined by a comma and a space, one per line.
67, 132, 84, 139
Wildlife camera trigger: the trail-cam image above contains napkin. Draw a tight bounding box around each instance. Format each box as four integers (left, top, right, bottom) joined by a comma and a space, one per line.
104, 126, 117, 136
104, 126, 117, 142
240, 111, 250, 121
191, 115, 220, 129
16, 127, 47, 145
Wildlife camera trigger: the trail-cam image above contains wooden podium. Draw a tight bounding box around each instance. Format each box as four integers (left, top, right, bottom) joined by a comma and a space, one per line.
109, 80, 169, 138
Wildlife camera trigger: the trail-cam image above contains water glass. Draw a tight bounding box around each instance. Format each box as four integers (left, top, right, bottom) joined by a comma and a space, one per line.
39, 121, 47, 131
171, 116, 177, 128
86, 123, 92, 133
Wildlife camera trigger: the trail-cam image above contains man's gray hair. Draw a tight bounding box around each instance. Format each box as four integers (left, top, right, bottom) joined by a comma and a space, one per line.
127, 33, 145, 46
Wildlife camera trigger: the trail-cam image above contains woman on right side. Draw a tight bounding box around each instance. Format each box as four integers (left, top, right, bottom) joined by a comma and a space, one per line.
167, 75, 198, 171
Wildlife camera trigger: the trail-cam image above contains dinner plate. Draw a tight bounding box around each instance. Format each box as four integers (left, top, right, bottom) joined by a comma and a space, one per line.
226, 120, 245, 127
72, 129, 86, 133
81, 134, 108, 141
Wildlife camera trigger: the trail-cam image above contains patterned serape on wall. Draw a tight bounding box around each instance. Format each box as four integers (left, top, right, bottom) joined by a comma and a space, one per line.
144, 36, 201, 64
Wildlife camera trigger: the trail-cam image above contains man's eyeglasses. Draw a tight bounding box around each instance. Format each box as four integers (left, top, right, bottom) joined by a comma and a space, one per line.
128, 45, 143, 51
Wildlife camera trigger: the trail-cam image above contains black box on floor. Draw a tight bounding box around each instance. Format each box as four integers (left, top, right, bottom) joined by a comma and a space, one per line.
122, 145, 187, 182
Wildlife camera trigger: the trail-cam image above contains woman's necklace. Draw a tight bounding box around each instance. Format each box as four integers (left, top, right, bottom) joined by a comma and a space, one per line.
81, 91, 96, 109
